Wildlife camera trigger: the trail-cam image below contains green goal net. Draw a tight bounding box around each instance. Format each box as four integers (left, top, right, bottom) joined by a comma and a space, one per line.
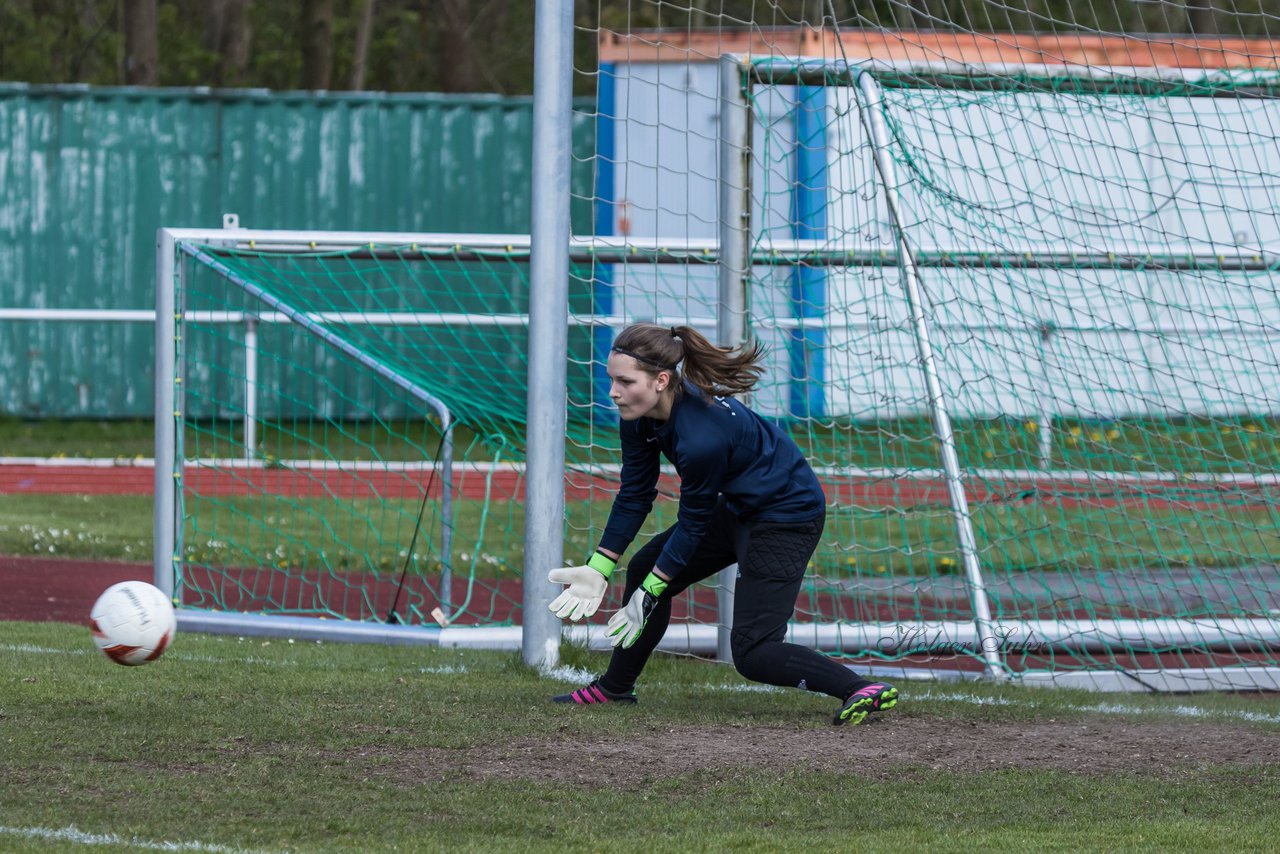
159, 234, 705, 641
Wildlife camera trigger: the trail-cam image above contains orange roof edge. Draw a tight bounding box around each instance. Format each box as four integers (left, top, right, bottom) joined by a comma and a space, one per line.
598, 28, 1280, 69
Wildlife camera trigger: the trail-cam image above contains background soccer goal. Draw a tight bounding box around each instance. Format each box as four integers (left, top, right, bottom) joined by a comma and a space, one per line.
156, 7, 1280, 692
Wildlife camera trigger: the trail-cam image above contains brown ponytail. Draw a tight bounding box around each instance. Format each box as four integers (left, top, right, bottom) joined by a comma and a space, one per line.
610, 323, 765, 399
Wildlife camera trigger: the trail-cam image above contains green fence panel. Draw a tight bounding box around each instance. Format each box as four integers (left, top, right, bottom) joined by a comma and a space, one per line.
0, 84, 596, 417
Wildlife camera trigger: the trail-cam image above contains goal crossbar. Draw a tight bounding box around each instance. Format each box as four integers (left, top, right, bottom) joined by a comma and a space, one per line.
155, 228, 1279, 270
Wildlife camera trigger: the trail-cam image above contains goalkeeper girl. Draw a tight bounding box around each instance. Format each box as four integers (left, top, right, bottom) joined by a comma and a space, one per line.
547, 322, 898, 726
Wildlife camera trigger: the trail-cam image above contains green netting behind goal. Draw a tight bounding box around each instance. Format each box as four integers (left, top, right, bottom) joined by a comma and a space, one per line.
171, 240, 706, 630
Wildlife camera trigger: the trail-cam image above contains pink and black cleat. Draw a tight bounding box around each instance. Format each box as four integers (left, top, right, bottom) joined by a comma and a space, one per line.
552, 680, 638, 705
833, 682, 898, 726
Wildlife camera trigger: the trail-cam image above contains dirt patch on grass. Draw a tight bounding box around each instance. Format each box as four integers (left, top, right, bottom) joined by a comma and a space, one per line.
364, 715, 1280, 786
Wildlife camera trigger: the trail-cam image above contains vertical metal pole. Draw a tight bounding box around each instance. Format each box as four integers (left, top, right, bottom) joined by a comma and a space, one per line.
856, 71, 1005, 680
1036, 321, 1055, 471
439, 421, 454, 618
716, 54, 751, 664
524, 0, 574, 668
153, 229, 178, 599
244, 317, 258, 460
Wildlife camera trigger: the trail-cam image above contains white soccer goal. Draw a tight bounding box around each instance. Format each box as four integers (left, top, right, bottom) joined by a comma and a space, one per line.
155, 216, 1280, 692
154, 224, 747, 652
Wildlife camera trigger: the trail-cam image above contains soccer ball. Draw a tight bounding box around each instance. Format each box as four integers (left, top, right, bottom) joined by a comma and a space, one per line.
88, 581, 177, 666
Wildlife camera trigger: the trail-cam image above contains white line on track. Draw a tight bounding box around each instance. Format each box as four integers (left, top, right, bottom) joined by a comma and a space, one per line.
5, 456, 1279, 485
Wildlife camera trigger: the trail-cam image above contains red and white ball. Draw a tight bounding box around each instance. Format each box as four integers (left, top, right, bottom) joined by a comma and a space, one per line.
88, 581, 176, 666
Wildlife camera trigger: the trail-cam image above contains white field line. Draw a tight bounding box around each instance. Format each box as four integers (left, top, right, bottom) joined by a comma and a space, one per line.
0, 643, 91, 656
541, 665, 596, 684
545, 672, 1280, 724
548, 667, 1280, 724
9, 644, 1277, 725
680, 681, 1280, 724
0, 643, 301, 668
0, 824, 271, 853
903, 686, 1280, 725
2, 642, 462, 675
2, 456, 1277, 485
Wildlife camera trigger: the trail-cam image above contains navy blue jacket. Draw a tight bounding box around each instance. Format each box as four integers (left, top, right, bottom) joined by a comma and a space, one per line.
597, 387, 826, 578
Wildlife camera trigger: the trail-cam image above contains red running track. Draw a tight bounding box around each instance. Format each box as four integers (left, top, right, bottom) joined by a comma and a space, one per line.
4, 461, 1278, 676
0, 556, 153, 623
2, 462, 1278, 510
4, 555, 1272, 677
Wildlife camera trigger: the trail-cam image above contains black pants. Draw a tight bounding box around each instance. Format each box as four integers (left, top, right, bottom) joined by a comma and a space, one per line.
599, 500, 863, 700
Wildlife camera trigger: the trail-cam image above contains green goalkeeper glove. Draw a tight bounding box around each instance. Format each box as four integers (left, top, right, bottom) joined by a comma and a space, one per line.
606, 572, 669, 649
547, 551, 617, 621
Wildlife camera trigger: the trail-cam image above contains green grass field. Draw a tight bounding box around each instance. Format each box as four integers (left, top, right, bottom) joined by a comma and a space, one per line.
4, 420, 1280, 849
1, 621, 1278, 852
